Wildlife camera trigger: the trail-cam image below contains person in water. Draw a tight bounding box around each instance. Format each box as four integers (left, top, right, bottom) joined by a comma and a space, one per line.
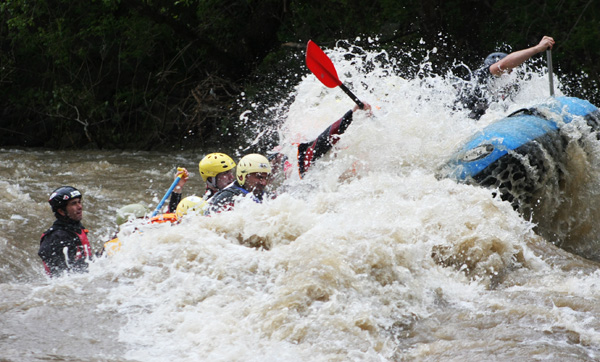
206, 153, 272, 214
166, 153, 236, 213
268, 101, 372, 180
39, 186, 93, 277
457, 35, 555, 120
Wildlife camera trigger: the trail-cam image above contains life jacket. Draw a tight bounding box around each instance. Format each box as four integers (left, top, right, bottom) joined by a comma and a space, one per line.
77, 228, 92, 260
40, 227, 91, 260
228, 184, 266, 203
39, 224, 91, 276
206, 183, 264, 214
203, 188, 216, 201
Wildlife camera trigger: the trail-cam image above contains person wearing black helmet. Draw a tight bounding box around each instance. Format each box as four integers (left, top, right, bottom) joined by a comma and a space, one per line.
456, 35, 555, 120
38, 186, 93, 277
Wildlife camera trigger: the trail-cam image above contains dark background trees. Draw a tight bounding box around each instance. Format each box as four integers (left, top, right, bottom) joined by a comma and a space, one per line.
1, 0, 598, 149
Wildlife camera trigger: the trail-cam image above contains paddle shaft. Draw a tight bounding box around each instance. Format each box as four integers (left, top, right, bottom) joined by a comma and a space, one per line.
151, 176, 181, 217
339, 84, 364, 109
547, 49, 554, 96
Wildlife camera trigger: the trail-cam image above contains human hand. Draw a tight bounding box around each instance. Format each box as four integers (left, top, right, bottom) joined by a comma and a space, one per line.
538, 36, 555, 51
353, 101, 373, 116
174, 167, 188, 193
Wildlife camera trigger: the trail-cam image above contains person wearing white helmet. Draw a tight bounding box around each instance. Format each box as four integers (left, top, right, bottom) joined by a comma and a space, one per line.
115, 203, 149, 226
456, 35, 555, 120
39, 186, 92, 277
206, 153, 272, 214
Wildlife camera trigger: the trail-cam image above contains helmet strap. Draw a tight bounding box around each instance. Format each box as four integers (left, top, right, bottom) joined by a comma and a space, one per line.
206, 177, 217, 189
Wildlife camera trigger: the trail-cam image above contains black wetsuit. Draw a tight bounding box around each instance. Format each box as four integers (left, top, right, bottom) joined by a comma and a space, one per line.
202, 188, 217, 201
39, 218, 92, 277
455, 66, 520, 120
297, 109, 354, 177
168, 192, 182, 213
455, 67, 492, 120
206, 182, 265, 214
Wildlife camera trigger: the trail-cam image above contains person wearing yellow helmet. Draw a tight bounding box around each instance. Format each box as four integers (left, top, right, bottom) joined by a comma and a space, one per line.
175, 195, 207, 218
198, 153, 236, 200
206, 153, 272, 214
164, 153, 235, 214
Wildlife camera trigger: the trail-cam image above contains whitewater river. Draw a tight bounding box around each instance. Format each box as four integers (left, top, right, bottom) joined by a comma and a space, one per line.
2, 43, 600, 361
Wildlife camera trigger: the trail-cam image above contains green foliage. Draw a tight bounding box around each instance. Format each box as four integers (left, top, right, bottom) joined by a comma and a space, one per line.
1, 0, 599, 149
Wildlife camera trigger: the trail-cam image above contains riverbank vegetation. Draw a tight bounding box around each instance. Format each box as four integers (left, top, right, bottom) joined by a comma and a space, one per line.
1, 0, 598, 149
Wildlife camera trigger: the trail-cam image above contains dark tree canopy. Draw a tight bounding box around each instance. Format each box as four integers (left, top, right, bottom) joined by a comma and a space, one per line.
1, 0, 598, 149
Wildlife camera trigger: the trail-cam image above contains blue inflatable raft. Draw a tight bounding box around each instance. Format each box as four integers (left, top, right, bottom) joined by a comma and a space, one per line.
439, 96, 600, 210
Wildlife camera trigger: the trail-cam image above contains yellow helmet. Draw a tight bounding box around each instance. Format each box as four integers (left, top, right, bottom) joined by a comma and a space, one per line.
236, 154, 272, 186
116, 203, 148, 226
198, 153, 236, 182
175, 196, 207, 218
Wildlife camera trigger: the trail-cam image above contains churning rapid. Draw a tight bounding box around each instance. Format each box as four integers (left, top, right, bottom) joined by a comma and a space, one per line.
2, 41, 600, 361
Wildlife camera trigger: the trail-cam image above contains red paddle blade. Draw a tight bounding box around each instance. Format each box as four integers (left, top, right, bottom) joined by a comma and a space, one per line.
306, 40, 342, 88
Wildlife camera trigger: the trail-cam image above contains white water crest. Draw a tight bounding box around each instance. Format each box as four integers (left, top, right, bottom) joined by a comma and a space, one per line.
2, 40, 600, 361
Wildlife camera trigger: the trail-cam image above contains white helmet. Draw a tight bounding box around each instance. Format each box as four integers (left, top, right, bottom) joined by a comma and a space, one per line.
116, 203, 148, 225
236, 154, 271, 186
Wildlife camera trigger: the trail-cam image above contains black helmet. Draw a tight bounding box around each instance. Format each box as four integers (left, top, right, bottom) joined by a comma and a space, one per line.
484, 52, 508, 67
49, 186, 82, 213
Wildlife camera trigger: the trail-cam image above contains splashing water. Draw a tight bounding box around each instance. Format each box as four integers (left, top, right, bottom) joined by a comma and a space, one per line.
3, 40, 600, 361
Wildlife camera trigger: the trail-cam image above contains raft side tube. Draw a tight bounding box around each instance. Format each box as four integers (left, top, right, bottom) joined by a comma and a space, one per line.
440, 96, 600, 182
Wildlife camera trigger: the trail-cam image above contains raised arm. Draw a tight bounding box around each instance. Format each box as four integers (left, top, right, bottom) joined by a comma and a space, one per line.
489, 36, 555, 76
297, 102, 372, 177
